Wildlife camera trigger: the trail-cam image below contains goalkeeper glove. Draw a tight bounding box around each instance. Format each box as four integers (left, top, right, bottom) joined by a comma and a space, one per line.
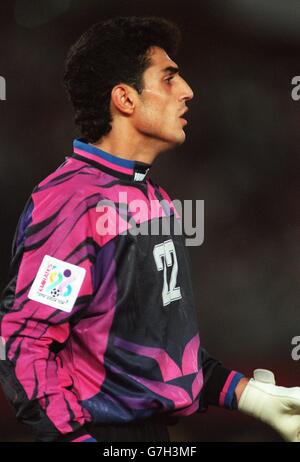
238, 369, 300, 442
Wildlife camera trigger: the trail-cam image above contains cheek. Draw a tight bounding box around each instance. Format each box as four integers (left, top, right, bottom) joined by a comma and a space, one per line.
137, 105, 167, 131
135, 94, 177, 134
149, 104, 175, 128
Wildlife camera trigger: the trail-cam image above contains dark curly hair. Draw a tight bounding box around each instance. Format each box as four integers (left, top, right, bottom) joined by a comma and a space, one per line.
63, 16, 181, 143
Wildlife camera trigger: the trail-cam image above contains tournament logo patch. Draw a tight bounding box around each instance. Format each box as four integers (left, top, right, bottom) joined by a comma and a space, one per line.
28, 255, 86, 312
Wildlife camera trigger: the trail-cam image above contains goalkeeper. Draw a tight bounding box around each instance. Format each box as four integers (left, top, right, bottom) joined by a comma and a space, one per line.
0, 17, 299, 443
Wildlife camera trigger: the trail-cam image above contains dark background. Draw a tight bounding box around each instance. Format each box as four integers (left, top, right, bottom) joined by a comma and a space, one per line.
0, 0, 299, 442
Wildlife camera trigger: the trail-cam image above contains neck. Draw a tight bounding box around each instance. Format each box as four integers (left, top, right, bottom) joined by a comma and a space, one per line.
91, 123, 170, 165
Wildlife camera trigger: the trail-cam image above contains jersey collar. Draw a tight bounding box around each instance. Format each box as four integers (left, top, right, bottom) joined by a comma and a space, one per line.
72, 138, 151, 182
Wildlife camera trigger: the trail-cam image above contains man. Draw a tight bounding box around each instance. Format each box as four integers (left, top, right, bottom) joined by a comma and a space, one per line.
0, 16, 299, 443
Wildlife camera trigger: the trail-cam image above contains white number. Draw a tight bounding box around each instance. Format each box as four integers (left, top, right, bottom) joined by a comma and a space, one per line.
153, 239, 182, 306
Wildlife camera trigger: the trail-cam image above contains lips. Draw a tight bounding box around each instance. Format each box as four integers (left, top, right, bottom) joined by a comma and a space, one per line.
180, 117, 188, 125
179, 108, 188, 125
179, 108, 189, 117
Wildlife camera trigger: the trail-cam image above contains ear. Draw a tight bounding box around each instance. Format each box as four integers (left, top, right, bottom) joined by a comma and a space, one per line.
110, 84, 136, 115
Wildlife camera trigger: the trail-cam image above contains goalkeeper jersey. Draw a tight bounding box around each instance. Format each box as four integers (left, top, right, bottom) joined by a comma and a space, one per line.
0, 139, 243, 442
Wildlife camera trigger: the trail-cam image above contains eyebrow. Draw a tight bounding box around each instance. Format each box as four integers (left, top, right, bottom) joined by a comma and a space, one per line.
161, 66, 180, 75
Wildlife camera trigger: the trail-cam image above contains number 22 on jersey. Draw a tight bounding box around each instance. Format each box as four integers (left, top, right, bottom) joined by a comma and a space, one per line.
153, 239, 182, 307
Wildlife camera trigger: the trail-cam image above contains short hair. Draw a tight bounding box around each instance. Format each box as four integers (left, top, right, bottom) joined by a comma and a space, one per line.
63, 16, 181, 142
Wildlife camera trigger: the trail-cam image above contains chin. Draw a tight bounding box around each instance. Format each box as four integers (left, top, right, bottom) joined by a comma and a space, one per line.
156, 131, 186, 152
168, 128, 186, 144
165, 137, 185, 150
173, 130, 186, 145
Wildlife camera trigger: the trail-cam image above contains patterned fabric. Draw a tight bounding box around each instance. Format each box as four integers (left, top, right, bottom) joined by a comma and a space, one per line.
0, 139, 243, 441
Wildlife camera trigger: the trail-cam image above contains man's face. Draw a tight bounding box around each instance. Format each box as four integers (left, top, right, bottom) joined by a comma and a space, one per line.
133, 46, 194, 148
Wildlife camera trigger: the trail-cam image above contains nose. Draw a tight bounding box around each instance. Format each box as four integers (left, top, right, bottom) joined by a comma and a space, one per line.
179, 78, 194, 102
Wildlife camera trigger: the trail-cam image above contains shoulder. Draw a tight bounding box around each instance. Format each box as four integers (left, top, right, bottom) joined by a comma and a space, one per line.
30, 157, 107, 222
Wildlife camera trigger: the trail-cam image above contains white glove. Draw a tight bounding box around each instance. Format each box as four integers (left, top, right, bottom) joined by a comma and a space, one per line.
238, 369, 300, 442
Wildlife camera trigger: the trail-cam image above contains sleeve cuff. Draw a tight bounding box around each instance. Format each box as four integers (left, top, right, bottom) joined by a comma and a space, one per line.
71, 435, 97, 442
218, 370, 244, 409
201, 365, 244, 410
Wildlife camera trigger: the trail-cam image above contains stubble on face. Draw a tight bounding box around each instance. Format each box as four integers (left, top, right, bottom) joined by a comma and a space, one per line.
133, 47, 190, 149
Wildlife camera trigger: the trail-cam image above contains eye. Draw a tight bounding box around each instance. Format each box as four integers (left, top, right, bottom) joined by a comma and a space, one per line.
165, 76, 174, 84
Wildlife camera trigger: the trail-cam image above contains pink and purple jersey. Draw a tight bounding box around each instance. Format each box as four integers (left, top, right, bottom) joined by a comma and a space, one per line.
0, 139, 243, 441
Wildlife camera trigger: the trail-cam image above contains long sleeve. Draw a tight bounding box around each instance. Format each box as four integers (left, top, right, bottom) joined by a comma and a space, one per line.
0, 188, 100, 441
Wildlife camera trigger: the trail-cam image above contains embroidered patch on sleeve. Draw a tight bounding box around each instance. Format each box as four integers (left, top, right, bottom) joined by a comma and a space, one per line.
28, 255, 86, 312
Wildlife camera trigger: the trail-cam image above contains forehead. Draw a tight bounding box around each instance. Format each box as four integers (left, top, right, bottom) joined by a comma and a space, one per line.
146, 46, 178, 72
